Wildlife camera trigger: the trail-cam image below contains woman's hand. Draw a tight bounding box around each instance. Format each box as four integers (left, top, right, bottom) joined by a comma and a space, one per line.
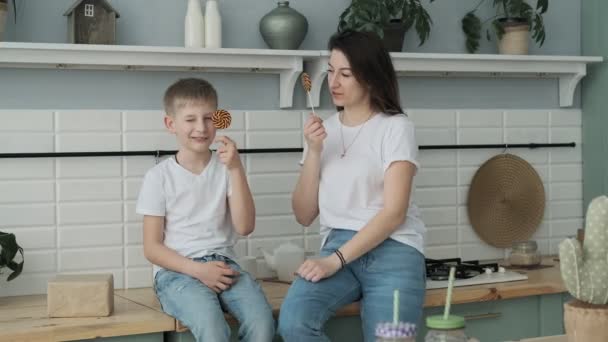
215, 136, 241, 170
303, 114, 326, 154
296, 254, 342, 283
190, 261, 240, 293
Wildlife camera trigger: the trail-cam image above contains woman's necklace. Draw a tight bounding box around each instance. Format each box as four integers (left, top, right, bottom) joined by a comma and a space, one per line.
339, 111, 373, 159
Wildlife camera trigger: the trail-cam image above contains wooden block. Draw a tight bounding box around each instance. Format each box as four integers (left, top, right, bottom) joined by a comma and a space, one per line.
47, 274, 114, 317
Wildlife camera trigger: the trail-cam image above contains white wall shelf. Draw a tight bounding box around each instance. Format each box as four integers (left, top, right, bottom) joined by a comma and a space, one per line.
305, 52, 603, 108
0, 43, 602, 108
0, 42, 318, 108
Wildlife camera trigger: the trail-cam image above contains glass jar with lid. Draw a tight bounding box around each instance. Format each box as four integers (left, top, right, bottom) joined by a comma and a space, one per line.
509, 240, 542, 267
424, 315, 469, 342
375, 322, 416, 342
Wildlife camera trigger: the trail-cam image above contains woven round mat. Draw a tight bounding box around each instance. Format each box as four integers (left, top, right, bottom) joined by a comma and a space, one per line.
467, 153, 545, 248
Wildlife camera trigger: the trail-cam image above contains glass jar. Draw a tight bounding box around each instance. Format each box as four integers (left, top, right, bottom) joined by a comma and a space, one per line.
375, 322, 416, 342
509, 240, 541, 267
424, 315, 469, 342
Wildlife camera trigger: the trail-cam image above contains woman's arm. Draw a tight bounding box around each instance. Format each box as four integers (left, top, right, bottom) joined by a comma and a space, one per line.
292, 150, 322, 226
296, 161, 416, 282
292, 115, 326, 226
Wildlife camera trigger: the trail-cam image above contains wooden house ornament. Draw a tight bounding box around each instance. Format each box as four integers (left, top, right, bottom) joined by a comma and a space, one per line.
64, 0, 120, 45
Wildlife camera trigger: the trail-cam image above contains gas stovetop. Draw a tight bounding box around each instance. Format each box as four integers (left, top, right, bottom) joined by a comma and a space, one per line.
425, 258, 528, 290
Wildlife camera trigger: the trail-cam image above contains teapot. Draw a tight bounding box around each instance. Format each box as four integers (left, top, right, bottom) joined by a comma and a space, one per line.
260, 242, 305, 283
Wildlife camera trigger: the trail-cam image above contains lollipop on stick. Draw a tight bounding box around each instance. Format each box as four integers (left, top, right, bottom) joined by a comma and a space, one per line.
212, 109, 232, 129
301, 72, 317, 117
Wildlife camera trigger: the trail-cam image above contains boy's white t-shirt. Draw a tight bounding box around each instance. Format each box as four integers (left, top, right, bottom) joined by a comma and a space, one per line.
305, 112, 426, 254
136, 153, 236, 277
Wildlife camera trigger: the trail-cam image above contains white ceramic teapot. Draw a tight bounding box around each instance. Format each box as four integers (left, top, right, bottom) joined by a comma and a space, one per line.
260, 242, 305, 283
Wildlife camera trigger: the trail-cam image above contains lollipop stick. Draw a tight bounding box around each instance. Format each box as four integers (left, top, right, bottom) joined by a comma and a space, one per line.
443, 266, 456, 320
393, 289, 399, 325
306, 91, 317, 117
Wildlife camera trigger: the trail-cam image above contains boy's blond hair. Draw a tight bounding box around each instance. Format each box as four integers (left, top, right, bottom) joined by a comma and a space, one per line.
163, 78, 218, 116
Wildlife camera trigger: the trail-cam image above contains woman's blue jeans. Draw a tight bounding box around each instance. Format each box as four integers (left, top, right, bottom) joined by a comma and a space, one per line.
278, 229, 426, 342
154, 254, 275, 342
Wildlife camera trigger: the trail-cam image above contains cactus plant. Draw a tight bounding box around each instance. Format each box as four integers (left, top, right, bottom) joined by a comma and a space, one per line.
559, 195, 608, 305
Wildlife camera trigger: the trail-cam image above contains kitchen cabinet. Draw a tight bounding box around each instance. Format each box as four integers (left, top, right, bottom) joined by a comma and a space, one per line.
165, 293, 568, 342
74, 333, 163, 342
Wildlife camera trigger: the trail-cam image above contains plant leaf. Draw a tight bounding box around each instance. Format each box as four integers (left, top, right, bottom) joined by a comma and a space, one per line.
532, 13, 546, 45
537, 0, 549, 14
492, 19, 505, 40
462, 11, 481, 53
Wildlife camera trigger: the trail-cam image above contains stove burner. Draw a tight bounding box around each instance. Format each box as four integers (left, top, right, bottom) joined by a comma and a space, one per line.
425, 258, 499, 281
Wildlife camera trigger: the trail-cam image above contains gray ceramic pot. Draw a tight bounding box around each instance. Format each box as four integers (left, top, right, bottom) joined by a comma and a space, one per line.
259, 1, 308, 50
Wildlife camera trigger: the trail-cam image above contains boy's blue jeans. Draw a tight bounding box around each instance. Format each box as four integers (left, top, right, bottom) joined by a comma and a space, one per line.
278, 229, 426, 342
154, 254, 275, 342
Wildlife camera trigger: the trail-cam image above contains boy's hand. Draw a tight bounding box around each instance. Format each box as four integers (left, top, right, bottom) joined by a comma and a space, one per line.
303, 114, 326, 154
215, 136, 241, 170
191, 261, 240, 293
296, 254, 341, 283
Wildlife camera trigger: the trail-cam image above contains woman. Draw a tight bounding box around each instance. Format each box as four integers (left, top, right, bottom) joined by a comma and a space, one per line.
278, 30, 427, 342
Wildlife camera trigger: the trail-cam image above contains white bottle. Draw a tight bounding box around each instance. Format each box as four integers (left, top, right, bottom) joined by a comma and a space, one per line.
205, 0, 222, 48
185, 0, 204, 48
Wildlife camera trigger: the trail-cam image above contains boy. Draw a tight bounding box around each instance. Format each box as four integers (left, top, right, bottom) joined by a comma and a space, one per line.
136, 78, 275, 342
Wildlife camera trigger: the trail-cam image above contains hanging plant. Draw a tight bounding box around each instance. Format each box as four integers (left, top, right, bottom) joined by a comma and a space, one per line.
0, 231, 24, 281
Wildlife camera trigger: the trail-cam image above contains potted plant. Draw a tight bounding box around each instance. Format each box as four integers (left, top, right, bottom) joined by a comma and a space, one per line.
0, 0, 16, 41
337, 0, 435, 52
0, 231, 24, 281
559, 195, 608, 342
461, 0, 548, 54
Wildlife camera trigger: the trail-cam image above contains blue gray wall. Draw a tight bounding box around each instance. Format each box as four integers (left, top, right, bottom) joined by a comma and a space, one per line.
0, 0, 581, 110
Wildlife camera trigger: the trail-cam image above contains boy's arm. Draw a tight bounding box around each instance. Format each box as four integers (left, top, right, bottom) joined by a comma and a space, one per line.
227, 165, 255, 236
216, 135, 255, 236
142, 215, 199, 275
142, 215, 239, 293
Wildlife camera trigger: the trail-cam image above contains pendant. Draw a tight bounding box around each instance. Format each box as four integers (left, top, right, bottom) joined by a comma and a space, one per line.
340, 153, 345, 159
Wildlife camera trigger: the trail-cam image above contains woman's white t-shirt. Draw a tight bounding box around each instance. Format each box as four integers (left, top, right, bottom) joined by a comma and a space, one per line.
308, 112, 425, 253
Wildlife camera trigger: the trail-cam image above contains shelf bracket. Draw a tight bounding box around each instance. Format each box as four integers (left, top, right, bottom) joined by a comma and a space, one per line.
279, 57, 303, 108
559, 69, 585, 107
304, 55, 328, 108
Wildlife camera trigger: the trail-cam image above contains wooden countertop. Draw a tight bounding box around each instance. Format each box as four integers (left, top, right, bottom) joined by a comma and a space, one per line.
424, 258, 566, 307
0, 258, 565, 339
0, 294, 175, 342
518, 335, 566, 342
115, 257, 566, 332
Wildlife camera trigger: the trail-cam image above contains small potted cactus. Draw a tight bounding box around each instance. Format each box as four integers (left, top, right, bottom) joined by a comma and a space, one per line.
559, 195, 608, 342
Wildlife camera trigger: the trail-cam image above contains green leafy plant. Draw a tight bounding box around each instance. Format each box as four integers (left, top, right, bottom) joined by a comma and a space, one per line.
461, 0, 548, 53
0, 231, 24, 281
338, 0, 435, 46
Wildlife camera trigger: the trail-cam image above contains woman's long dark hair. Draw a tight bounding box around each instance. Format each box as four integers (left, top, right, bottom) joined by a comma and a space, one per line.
328, 30, 403, 115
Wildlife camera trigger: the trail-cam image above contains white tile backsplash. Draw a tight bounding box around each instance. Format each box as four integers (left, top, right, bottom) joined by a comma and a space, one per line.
56, 110, 121, 132
458, 110, 503, 128
0, 134, 54, 153
0, 159, 54, 179
58, 180, 122, 202
58, 225, 123, 248
0, 181, 55, 203
58, 202, 123, 225
57, 133, 121, 152
57, 158, 122, 178
0, 110, 54, 131
0, 108, 583, 296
